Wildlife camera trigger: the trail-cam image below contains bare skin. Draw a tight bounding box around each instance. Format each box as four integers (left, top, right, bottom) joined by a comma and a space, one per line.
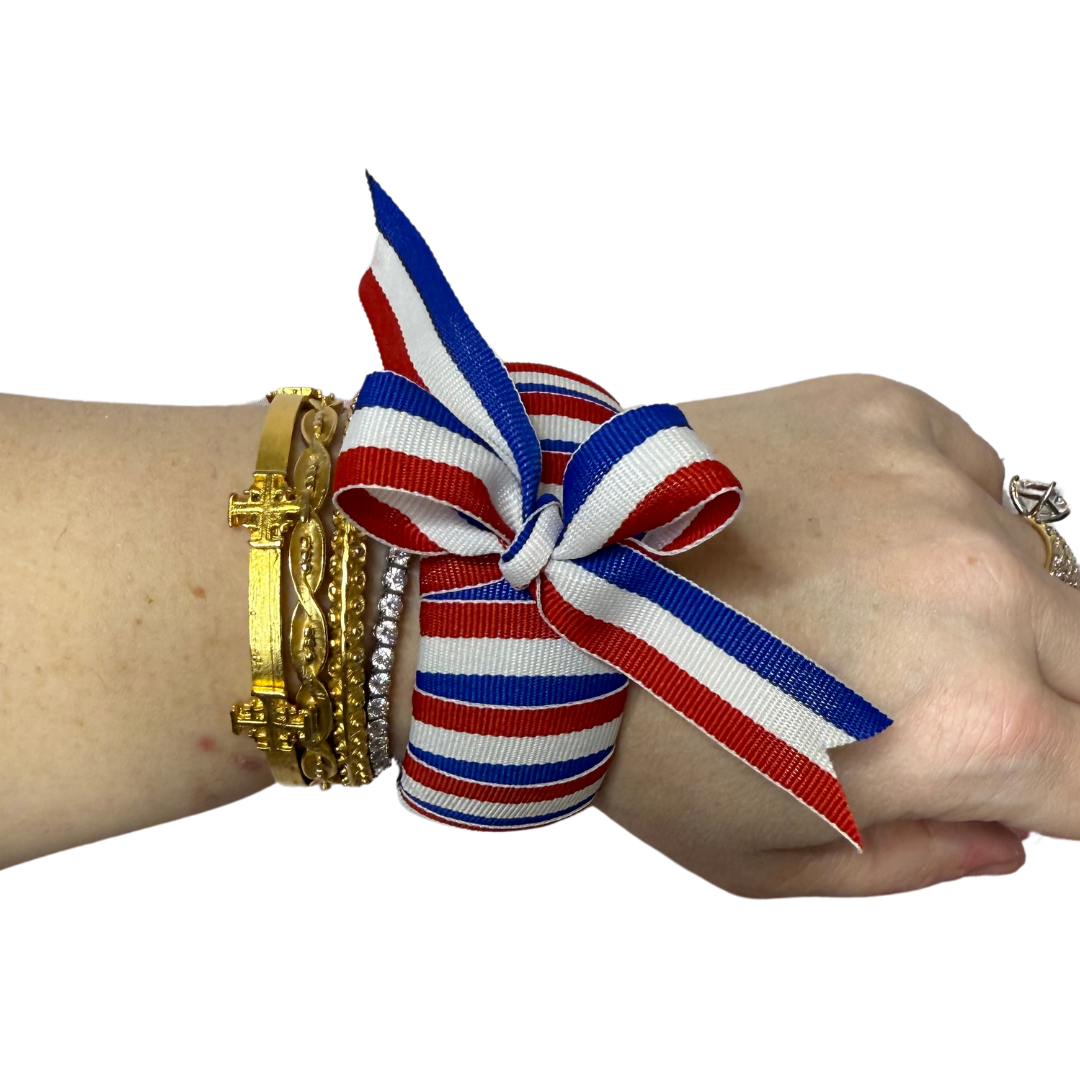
1, 377, 1071, 894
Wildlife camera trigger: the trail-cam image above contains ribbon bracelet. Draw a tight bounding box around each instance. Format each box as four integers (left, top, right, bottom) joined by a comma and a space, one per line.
332, 175, 891, 847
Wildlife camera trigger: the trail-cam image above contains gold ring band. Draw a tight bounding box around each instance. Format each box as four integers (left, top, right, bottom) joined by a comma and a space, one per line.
1009, 476, 1079, 589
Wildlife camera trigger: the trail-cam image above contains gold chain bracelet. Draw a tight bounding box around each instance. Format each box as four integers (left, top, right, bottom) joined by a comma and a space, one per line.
327, 511, 373, 785
229, 387, 374, 787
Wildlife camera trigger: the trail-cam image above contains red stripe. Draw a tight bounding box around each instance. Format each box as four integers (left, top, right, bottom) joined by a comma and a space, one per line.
537, 578, 861, 846
610, 460, 741, 547
541, 450, 570, 485
662, 489, 741, 551
520, 391, 616, 425
504, 362, 617, 402
412, 686, 627, 737
401, 751, 611, 805
421, 599, 560, 640
334, 488, 441, 552
335, 445, 512, 540
359, 270, 427, 389
419, 553, 502, 596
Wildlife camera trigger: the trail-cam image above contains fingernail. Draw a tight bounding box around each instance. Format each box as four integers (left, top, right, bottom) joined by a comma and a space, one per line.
1007, 828, 1030, 841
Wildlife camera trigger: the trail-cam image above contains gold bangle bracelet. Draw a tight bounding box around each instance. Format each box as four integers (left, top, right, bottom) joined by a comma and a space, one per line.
229, 387, 347, 787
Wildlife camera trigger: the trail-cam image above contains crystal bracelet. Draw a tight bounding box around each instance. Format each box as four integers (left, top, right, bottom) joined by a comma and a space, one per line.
365, 546, 411, 774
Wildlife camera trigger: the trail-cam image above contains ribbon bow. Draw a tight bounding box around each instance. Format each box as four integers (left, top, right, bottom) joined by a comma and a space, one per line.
333, 175, 890, 846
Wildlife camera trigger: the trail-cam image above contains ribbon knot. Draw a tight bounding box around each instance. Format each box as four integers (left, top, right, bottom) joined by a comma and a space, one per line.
332, 174, 891, 844
499, 497, 563, 591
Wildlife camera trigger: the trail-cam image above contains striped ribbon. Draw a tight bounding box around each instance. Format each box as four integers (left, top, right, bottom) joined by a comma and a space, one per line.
333, 175, 891, 846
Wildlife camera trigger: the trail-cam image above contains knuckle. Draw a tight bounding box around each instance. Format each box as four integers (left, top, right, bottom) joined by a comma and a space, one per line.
979, 447, 1007, 496
834, 374, 932, 433
934, 405, 1006, 492
991, 454, 1007, 492
932, 680, 1054, 813
981, 689, 1051, 767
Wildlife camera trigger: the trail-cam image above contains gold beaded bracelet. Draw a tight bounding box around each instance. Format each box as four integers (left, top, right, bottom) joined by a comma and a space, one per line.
228, 388, 374, 787
327, 510, 374, 785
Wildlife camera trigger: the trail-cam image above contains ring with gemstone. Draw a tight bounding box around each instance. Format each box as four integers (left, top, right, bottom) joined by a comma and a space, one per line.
1009, 477, 1079, 588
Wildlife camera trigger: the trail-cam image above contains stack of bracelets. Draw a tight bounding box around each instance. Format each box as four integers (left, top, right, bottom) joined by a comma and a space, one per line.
225, 176, 926, 841
228, 387, 408, 787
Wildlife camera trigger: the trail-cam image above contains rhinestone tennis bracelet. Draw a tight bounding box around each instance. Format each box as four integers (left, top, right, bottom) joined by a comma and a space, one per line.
366, 546, 410, 774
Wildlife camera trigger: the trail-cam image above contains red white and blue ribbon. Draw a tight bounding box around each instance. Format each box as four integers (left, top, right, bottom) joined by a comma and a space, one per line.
333, 175, 891, 846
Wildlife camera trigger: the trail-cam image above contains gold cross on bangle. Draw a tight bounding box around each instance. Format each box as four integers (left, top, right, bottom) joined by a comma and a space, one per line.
228, 471, 303, 545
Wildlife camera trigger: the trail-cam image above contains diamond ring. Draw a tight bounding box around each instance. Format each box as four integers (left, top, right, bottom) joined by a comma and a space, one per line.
1009, 477, 1079, 588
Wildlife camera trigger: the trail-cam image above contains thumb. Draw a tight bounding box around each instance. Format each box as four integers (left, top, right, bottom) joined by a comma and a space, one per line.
725, 820, 1027, 899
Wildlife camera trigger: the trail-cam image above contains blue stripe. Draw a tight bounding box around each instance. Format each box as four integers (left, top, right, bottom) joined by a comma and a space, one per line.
561, 403, 689, 523
402, 787, 595, 827
540, 439, 579, 453
415, 671, 627, 706
367, 174, 542, 517
424, 579, 533, 602
501, 509, 539, 562
575, 545, 891, 741
514, 382, 615, 411
407, 744, 612, 785
356, 370, 495, 452
455, 510, 493, 532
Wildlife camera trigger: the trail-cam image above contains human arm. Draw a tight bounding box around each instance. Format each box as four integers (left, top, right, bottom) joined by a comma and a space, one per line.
0, 393, 416, 869
1, 378, 1069, 894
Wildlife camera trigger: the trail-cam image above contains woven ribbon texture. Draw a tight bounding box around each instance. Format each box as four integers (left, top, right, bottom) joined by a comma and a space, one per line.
333, 175, 891, 845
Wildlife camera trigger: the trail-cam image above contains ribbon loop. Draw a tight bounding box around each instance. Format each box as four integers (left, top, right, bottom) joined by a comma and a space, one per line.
334, 176, 893, 845
555, 404, 743, 561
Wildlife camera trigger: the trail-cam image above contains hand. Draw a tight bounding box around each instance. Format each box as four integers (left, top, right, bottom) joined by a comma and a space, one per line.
591, 375, 1079, 896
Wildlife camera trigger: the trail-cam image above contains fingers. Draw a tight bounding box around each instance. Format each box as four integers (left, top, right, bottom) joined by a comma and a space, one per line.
723, 820, 1026, 899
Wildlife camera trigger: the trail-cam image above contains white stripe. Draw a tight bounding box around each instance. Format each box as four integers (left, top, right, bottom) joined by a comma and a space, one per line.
399, 787, 593, 828
418, 634, 614, 678
511, 370, 620, 411
545, 560, 854, 769
399, 770, 606, 821
345, 405, 520, 529
423, 593, 535, 605
411, 685, 627, 709
530, 413, 602, 446
361, 489, 503, 556
408, 715, 622, 766
555, 424, 712, 560
371, 238, 522, 489
538, 482, 564, 503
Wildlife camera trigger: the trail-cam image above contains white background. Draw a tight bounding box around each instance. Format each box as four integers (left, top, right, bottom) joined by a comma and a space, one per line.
2, 3, 1078, 1077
